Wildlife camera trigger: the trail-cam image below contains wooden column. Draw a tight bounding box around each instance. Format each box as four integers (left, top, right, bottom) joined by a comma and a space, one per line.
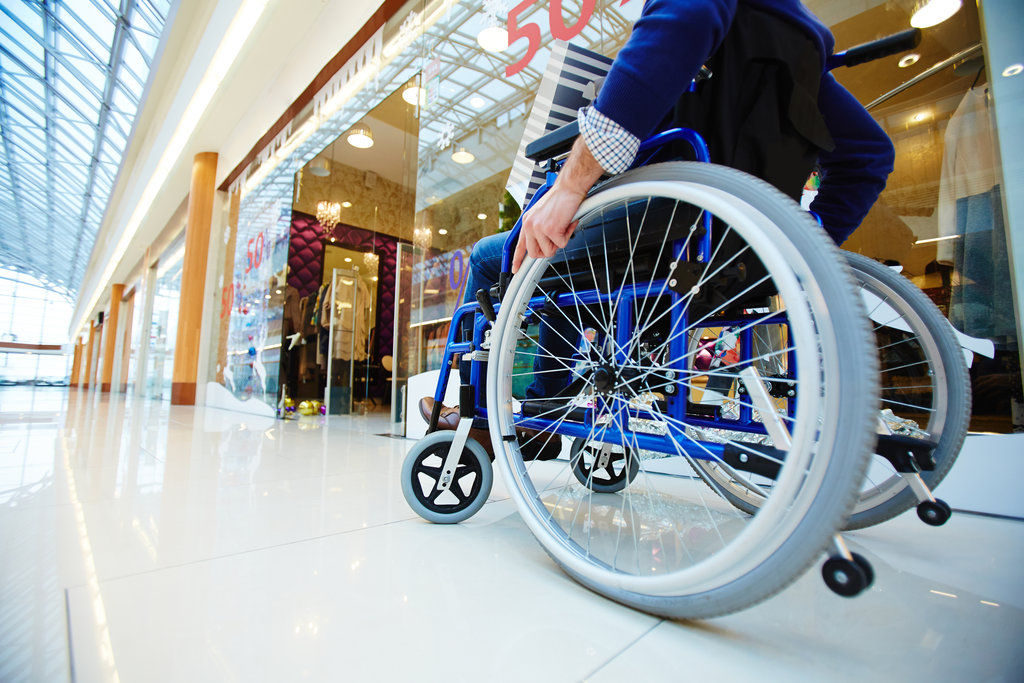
70, 340, 83, 388
101, 284, 124, 392
83, 322, 97, 389
172, 152, 218, 405
119, 292, 135, 392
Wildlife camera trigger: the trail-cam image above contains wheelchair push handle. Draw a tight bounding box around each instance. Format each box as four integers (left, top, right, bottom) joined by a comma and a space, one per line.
828, 28, 921, 70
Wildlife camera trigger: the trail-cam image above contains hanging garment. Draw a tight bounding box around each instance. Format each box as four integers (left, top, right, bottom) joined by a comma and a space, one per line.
331, 277, 372, 361
283, 285, 301, 336
936, 86, 998, 263
936, 86, 1014, 342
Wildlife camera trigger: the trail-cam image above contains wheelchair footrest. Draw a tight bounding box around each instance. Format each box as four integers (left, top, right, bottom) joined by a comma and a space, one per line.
875, 434, 937, 473
720, 443, 785, 479
520, 400, 589, 423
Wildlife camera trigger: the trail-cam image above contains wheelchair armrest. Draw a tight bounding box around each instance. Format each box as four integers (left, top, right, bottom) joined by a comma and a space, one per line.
525, 120, 579, 162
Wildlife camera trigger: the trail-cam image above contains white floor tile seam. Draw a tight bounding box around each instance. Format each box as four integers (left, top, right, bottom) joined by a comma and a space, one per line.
51, 493, 521, 594
579, 620, 665, 682
56, 510, 448, 591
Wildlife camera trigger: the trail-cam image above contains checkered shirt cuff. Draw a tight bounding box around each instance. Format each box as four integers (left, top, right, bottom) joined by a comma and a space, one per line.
578, 106, 640, 175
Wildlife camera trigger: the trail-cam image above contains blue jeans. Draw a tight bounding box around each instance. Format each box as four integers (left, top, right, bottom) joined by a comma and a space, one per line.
461, 232, 578, 399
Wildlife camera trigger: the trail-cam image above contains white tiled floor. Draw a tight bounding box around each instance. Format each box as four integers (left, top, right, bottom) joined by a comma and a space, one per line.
1, 387, 1022, 682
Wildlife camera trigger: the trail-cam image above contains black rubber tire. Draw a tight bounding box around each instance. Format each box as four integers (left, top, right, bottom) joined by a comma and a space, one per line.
822, 556, 869, 597
569, 437, 639, 493
851, 551, 875, 589
917, 498, 952, 526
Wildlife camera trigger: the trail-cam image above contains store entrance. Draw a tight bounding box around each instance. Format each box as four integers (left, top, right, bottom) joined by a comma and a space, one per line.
283, 84, 418, 417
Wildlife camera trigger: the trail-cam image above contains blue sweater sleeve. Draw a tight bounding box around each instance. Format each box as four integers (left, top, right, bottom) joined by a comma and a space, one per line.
594, 0, 737, 141
811, 73, 895, 244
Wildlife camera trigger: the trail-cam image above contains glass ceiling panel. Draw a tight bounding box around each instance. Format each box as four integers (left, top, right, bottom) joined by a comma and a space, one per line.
0, 0, 170, 294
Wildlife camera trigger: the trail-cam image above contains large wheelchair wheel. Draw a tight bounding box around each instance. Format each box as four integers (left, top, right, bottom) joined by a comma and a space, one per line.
487, 162, 879, 619
844, 252, 970, 528
693, 252, 971, 530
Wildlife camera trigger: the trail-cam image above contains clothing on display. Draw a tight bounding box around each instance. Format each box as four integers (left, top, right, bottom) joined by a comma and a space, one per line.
936, 85, 1014, 343
320, 275, 372, 362
283, 285, 301, 336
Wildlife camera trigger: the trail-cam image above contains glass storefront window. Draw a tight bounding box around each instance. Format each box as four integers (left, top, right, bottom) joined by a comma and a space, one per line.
230, 0, 1021, 434
146, 240, 184, 400
818, 0, 1022, 431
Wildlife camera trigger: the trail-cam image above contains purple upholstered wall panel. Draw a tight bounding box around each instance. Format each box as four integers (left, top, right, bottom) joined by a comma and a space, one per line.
288, 211, 399, 363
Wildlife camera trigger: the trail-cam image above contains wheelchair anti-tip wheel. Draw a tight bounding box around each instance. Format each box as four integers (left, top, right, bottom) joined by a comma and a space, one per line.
692, 251, 970, 530
488, 162, 879, 619
569, 437, 639, 493
401, 431, 493, 524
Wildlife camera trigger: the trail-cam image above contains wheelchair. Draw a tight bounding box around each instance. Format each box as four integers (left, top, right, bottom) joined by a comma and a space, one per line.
401, 28, 970, 619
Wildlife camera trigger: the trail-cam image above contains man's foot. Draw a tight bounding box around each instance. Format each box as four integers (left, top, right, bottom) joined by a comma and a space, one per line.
515, 428, 563, 461
418, 398, 562, 461
418, 397, 493, 458
418, 397, 460, 430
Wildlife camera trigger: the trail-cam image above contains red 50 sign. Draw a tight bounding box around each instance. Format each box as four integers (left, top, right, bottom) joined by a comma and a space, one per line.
506, 0, 634, 77
245, 232, 266, 274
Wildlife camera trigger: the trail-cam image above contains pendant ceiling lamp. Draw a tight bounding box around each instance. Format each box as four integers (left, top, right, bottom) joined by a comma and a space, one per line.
316, 200, 341, 230
451, 146, 474, 164
309, 157, 330, 176
347, 124, 374, 149
402, 84, 426, 106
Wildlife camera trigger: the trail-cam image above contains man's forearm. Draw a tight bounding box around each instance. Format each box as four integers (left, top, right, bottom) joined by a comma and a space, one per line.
555, 135, 606, 197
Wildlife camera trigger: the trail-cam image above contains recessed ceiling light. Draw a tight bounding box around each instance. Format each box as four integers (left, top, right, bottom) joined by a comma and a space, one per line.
344, 257, 352, 262
898, 53, 920, 68
911, 111, 931, 122
1003, 63, 1024, 78
469, 96, 486, 108
477, 213, 487, 220
341, 201, 352, 208
451, 146, 475, 164
910, 0, 962, 28
438, 228, 448, 235
477, 26, 508, 53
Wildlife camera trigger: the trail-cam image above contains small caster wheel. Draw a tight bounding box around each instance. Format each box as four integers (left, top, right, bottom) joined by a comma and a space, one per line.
401, 431, 492, 524
570, 438, 639, 493
850, 552, 874, 589
917, 499, 951, 526
822, 555, 869, 597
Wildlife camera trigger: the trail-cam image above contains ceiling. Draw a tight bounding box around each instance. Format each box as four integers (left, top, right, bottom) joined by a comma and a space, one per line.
0, 0, 172, 296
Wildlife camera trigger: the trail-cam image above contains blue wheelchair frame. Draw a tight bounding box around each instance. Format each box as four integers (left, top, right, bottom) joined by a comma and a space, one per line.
427, 124, 799, 463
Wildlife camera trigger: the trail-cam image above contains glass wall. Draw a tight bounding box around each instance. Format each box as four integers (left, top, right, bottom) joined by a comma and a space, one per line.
0, 266, 73, 385
819, 0, 1022, 432
229, 0, 1021, 432
145, 239, 184, 400
284, 85, 418, 416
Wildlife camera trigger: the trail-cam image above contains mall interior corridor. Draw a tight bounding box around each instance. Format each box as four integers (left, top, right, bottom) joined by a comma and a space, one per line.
0, 386, 1021, 682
